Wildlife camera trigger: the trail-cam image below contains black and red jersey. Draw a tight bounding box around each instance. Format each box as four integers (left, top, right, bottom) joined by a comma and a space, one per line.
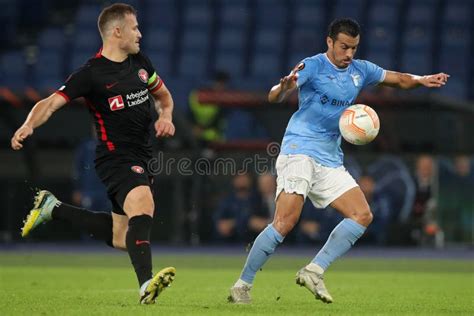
56, 50, 163, 157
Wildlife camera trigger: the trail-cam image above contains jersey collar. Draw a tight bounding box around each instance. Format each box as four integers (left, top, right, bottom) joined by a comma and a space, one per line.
324, 53, 349, 72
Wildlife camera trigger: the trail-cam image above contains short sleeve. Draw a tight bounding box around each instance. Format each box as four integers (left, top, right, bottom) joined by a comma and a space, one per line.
361, 60, 386, 88
56, 66, 92, 102
295, 58, 319, 87
138, 52, 163, 93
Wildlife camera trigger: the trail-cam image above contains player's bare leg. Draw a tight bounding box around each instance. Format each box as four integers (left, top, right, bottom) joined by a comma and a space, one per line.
111, 213, 128, 250
297, 187, 372, 303
123, 185, 175, 304
229, 192, 304, 304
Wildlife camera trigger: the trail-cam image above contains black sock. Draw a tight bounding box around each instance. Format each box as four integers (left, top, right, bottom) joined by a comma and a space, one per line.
126, 215, 153, 287
52, 202, 113, 245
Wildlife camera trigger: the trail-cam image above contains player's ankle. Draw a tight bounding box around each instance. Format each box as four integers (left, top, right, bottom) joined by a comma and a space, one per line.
306, 262, 325, 274
234, 278, 252, 288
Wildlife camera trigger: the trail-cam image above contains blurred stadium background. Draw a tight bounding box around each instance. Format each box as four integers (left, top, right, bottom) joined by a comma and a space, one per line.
0, 0, 472, 249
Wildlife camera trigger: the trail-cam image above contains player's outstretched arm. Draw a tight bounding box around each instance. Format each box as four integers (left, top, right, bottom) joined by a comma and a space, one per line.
381, 71, 449, 90
11, 93, 67, 150
151, 83, 175, 138
268, 71, 298, 103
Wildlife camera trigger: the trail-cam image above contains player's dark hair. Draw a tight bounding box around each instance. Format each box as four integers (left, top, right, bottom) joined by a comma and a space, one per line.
98, 3, 137, 37
328, 18, 360, 41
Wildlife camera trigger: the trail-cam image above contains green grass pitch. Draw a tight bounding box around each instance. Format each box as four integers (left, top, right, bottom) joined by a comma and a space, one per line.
0, 251, 472, 315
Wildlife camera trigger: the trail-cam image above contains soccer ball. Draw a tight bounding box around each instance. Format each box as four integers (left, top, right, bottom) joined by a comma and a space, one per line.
339, 104, 380, 145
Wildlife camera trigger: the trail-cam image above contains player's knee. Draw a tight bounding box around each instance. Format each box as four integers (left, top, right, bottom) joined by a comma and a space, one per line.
354, 208, 373, 227
124, 187, 155, 216
273, 214, 299, 236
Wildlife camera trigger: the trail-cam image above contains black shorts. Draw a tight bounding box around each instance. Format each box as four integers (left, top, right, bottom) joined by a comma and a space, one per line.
95, 152, 153, 215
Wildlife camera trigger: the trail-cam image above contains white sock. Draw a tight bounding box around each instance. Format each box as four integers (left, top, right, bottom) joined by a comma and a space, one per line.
139, 279, 151, 295
234, 278, 252, 288
305, 262, 325, 275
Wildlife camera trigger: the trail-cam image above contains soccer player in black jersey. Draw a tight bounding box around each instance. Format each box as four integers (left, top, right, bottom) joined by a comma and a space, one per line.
11, 3, 175, 304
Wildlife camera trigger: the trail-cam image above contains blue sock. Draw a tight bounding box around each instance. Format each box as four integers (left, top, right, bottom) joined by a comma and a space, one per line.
312, 218, 366, 270
240, 224, 284, 284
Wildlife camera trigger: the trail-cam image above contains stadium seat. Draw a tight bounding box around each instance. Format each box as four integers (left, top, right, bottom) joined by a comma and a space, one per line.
254, 29, 283, 54
288, 28, 324, 57
365, 50, 395, 70
368, 0, 401, 27
143, 0, 178, 30
405, 0, 438, 28
332, 0, 366, 22
366, 26, 397, 57
443, 0, 472, 27
250, 52, 281, 79
287, 52, 312, 72
0, 50, 27, 89
216, 28, 246, 54
37, 28, 67, 52
224, 109, 268, 140
75, 5, 101, 28
182, 0, 213, 28
180, 29, 211, 54
213, 52, 245, 77
147, 51, 172, 78
400, 51, 433, 75
403, 31, 435, 77
293, 0, 326, 28
255, 0, 288, 29
219, 0, 250, 29
178, 51, 209, 79
72, 28, 101, 52
144, 28, 174, 53
69, 51, 96, 72
437, 77, 468, 100
33, 51, 64, 89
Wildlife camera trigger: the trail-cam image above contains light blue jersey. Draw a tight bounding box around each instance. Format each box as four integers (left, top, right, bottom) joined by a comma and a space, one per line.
280, 53, 386, 167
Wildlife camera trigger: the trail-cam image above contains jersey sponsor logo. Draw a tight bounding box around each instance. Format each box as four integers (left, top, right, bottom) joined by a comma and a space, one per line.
138, 69, 149, 83
320, 94, 329, 104
126, 89, 150, 107
331, 99, 350, 106
105, 82, 118, 89
108, 95, 125, 111
131, 165, 145, 174
351, 74, 361, 87
320, 94, 350, 106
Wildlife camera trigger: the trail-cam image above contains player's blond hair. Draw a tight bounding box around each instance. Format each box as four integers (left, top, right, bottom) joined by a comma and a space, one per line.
97, 3, 137, 39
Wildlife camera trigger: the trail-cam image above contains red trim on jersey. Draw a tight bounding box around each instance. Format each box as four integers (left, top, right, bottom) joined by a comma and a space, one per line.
95, 47, 103, 58
55, 91, 70, 102
149, 80, 163, 94
85, 98, 115, 151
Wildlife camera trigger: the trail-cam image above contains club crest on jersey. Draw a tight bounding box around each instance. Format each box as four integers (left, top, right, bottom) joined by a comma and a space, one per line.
138, 69, 149, 83
108, 95, 125, 111
351, 74, 361, 87
131, 165, 145, 174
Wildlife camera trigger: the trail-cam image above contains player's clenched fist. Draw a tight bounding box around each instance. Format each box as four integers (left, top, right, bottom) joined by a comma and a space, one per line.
154, 118, 175, 138
11, 125, 33, 150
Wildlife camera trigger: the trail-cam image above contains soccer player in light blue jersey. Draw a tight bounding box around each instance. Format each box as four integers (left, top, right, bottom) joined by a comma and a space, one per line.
229, 18, 449, 304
